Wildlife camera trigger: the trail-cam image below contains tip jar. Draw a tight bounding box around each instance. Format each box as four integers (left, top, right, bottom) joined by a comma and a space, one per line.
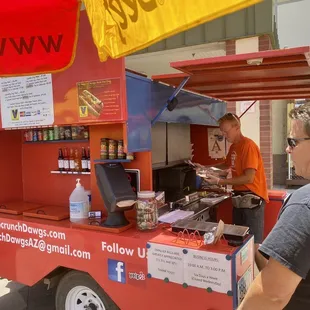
136, 191, 158, 231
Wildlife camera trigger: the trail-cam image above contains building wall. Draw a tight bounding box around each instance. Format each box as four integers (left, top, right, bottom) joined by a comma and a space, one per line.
277, 0, 310, 49
272, 100, 288, 185
225, 35, 274, 189
236, 37, 260, 147
134, 0, 276, 55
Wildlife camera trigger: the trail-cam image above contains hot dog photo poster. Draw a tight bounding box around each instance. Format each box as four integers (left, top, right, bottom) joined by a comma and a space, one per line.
77, 78, 123, 122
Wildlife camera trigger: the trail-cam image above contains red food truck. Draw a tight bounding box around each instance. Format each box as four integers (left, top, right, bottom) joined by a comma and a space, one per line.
0, 9, 308, 310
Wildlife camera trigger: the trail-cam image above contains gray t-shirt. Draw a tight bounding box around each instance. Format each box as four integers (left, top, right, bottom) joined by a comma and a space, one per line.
259, 184, 310, 308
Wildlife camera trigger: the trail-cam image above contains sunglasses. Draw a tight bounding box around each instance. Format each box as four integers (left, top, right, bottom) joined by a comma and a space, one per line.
287, 137, 310, 148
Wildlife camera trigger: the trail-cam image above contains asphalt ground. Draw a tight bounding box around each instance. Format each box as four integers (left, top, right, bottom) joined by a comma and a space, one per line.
0, 278, 56, 310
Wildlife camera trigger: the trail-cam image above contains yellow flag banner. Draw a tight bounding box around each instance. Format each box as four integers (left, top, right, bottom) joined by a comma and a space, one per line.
83, 0, 262, 61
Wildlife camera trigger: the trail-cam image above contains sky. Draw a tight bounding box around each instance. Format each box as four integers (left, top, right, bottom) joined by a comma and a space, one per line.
277, 0, 310, 48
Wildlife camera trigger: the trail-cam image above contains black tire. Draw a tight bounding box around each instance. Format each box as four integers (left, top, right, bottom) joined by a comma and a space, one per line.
55, 270, 118, 310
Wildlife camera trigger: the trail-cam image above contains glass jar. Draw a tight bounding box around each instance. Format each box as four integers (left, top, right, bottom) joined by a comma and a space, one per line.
108, 139, 117, 159
136, 191, 158, 231
100, 138, 108, 159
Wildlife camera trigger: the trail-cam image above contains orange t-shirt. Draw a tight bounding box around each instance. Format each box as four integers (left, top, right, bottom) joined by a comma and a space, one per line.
225, 137, 269, 202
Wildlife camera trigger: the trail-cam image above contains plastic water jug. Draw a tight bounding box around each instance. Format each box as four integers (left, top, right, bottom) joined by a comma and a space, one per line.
69, 178, 90, 221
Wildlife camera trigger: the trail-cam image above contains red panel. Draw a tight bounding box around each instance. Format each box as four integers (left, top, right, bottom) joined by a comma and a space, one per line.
152, 46, 310, 101
190, 124, 225, 166
22, 141, 90, 206
263, 190, 287, 239
52, 11, 126, 126
170, 47, 310, 72
0, 130, 23, 202
0, 215, 234, 310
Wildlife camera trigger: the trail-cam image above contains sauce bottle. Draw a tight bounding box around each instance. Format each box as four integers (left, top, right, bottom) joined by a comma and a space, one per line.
58, 148, 64, 171
63, 147, 70, 172
81, 147, 88, 172
74, 149, 81, 172
87, 147, 91, 172
69, 148, 75, 172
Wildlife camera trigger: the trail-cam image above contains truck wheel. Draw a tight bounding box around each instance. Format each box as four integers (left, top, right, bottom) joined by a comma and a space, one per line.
55, 270, 115, 310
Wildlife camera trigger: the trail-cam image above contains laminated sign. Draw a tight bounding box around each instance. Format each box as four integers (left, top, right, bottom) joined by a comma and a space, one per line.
83, 0, 262, 61
208, 128, 225, 159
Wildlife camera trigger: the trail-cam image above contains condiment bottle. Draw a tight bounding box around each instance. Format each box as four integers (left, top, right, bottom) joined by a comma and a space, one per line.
87, 147, 91, 172
69, 148, 75, 172
54, 126, 60, 140
81, 147, 88, 172
74, 148, 81, 172
63, 147, 70, 172
58, 148, 64, 171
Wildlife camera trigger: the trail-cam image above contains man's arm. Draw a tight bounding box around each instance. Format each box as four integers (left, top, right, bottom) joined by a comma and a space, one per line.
218, 168, 255, 186
238, 258, 301, 310
239, 200, 310, 309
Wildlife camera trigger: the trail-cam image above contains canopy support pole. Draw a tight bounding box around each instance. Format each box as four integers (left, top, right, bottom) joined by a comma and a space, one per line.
239, 100, 257, 118
151, 77, 190, 126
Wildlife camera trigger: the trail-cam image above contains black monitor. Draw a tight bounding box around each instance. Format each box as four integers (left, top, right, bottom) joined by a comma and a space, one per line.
95, 163, 137, 227
154, 165, 196, 202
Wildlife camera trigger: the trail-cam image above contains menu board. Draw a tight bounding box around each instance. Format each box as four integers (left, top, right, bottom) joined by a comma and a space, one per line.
147, 242, 232, 293
0, 74, 54, 128
77, 78, 122, 122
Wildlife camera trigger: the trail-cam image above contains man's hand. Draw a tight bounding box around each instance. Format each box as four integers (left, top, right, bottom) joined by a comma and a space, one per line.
217, 169, 229, 177
204, 174, 220, 185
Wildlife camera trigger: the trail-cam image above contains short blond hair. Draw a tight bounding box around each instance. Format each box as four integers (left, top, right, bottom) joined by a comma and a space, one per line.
289, 102, 310, 137
218, 113, 240, 126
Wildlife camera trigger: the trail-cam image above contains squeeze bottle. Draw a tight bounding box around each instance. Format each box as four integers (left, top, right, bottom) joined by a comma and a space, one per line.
69, 178, 90, 221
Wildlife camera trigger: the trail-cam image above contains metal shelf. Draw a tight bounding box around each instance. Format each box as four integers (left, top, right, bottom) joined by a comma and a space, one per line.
50, 171, 91, 175
24, 139, 89, 144
93, 159, 131, 164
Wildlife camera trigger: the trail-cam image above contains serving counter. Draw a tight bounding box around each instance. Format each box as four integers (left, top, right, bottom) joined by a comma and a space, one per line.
0, 205, 254, 310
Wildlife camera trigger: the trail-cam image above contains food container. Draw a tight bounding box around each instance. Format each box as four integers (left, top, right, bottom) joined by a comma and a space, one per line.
155, 191, 165, 208
117, 140, 125, 159
108, 139, 117, 160
28, 130, 33, 141
32, 130, 38, 142
136, 191, 158, 231
24, 131, 29, 142
43, 129, 48, 141
54, 126, 60, 140
100, 138, 108, 159
126, 152, 134, 160
48, 128, 54, 141
37, 130, 43, 141
83, 127, 89, 140
59, 126, 65, 140
64, 126, 72, 140
71, 126, 78, 140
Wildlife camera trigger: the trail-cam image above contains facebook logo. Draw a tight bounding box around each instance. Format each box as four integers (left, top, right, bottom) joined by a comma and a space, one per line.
108, 259, 126, 284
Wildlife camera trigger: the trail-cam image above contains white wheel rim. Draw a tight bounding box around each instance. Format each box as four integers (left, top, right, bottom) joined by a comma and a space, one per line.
65, 285, 106, 310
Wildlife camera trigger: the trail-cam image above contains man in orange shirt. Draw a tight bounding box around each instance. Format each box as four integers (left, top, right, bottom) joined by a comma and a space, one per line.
205, 113, 268, 271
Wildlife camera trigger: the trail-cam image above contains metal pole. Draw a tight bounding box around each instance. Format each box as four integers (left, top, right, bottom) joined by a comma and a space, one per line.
151, 76, 190, 126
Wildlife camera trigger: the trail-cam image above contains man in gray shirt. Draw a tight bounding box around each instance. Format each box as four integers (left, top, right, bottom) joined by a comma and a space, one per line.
239, 102, 310, 309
